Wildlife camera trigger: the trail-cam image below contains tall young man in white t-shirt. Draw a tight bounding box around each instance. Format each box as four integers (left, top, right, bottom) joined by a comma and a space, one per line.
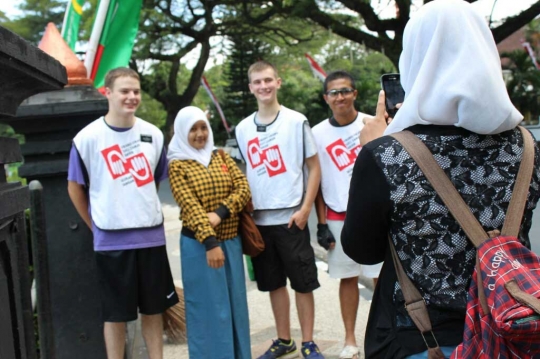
235, 61, 323, 359
67, 68, 177, 359
312, 71, 382, 359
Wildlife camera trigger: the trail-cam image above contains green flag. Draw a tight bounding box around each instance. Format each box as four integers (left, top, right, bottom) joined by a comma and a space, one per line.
85, 0, 142, 89
61, 0, 85, 50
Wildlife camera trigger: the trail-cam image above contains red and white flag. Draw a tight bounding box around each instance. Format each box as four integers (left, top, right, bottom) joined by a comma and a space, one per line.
305, 53, 327, 81
201, 76, 231, 134
522, 41, 540, 70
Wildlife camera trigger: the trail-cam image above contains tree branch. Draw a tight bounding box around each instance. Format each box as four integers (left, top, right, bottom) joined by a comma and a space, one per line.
491, 1, 540, 43
184, 40, 211, 102
241, 1, 278, 25
147, 40, 198, 62
168, 57, 180, 95
156, 0, 202, 29
305, 6, 395, 58
338, 0, 383, 32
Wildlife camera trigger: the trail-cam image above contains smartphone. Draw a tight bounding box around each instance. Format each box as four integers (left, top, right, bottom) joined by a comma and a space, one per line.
380, 73, 405, 118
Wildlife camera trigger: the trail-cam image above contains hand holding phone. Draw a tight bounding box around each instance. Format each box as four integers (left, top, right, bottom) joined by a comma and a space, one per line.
380, 73, 405, 118
360, 91, 388, 145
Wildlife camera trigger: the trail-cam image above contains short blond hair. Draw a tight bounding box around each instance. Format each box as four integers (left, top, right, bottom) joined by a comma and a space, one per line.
105, 67, 140, 89
248, 61, 278, 82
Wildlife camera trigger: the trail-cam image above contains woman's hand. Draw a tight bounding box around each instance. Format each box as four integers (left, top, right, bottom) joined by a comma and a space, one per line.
206, 246, 225, 268
360, 90, 390, 145
207, 212, 221, 228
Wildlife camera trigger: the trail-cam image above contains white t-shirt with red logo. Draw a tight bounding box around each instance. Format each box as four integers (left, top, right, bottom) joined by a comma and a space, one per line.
236, 106, 317, 226
73, 117, 164, 230
312, 114, 365, 213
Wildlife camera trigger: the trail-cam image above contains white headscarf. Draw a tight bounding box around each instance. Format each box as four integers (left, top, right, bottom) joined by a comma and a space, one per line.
384, 0, 522, 135
167, 106, 214, 167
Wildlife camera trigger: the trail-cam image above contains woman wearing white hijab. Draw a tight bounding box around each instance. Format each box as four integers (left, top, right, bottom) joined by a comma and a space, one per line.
168, 106, 252, 358
342, 1, 540, 358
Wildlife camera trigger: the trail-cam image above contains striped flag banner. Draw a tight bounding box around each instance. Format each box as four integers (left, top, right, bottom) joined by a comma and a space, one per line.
61, 0, 85, 50
84, 0, 142, 89
201, 76, 231, 135
305, 53, 327, 81
522, 41, 540, 70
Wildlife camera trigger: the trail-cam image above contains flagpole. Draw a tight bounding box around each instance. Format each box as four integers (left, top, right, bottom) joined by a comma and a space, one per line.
201, 76, 231, 138
84, 0, 110, 78
305, 53, 327, 82
522, 41, 540, 70
60, 0, 71, 37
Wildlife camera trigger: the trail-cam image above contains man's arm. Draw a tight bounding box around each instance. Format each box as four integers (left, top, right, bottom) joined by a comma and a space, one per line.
67, 181, 92, 230
314, 187, 335, 250
154, 146, 168, 192
288, 154, 321, 229
314, 187, 326, 224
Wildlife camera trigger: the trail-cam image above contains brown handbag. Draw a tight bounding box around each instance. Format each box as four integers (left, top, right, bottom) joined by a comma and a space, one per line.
217, 149, 265, 257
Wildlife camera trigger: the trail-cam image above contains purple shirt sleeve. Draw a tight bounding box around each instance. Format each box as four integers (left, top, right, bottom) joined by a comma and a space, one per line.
154, 147, 168, 183
67, 145, 87, 185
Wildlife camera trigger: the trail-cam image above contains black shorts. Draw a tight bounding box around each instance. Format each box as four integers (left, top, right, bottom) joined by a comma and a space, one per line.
251, 224, 320, 293
95, 245, 179, 322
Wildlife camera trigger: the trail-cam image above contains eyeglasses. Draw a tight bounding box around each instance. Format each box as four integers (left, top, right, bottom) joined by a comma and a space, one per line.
325, 88, 355, 98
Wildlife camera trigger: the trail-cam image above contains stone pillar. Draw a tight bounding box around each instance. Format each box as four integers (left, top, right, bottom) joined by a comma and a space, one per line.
0, 25, 66, 359
11, 86, 108, 359
1, 24, 108, 359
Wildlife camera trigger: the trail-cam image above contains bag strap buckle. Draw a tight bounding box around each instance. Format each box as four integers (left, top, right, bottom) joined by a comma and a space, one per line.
421, 330, 440, 349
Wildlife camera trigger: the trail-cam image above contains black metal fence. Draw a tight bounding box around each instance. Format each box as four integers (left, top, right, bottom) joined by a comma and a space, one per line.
0, 137, 36, 359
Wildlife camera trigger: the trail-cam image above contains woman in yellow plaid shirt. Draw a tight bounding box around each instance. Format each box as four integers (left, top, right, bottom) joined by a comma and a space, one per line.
168, 106, 251, 359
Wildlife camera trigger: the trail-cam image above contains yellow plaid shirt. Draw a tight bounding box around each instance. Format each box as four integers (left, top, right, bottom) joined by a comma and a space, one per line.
168, 151, 250, 243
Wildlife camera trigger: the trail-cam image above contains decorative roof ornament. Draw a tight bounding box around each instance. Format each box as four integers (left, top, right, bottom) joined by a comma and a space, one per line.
39, 23, 92, 86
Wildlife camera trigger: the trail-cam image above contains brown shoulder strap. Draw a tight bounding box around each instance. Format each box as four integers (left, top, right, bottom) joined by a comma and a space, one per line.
217, 148, 228, 166
388, 240, 432, 332
389, 241, 445, 357
501, 126, 535, 236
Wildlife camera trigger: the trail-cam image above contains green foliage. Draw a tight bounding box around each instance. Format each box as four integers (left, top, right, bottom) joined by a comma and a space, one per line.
502, 50, 540, 124
1, 125, 26, 185
278, 63, 327, 126
195, 64, 233, 145
1, 0, 65, 44
138, 61, 176, 108
0, 124, 24, 142
222, 34, 270, 125
0, 10, 8, 23
5, 162, 27, 185
351, 53, 396, 115
526, 17, 540, 50
194, 65, 228, 111
136, 92, 167, 131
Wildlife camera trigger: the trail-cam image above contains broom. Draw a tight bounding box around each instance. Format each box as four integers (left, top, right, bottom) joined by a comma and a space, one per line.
163, 286, 187, 343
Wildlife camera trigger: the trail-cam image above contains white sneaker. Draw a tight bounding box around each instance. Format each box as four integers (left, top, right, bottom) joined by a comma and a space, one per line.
339, 345, 360, 359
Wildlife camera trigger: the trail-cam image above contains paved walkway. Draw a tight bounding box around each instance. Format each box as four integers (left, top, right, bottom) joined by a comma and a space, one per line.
128, 180, 375, 359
